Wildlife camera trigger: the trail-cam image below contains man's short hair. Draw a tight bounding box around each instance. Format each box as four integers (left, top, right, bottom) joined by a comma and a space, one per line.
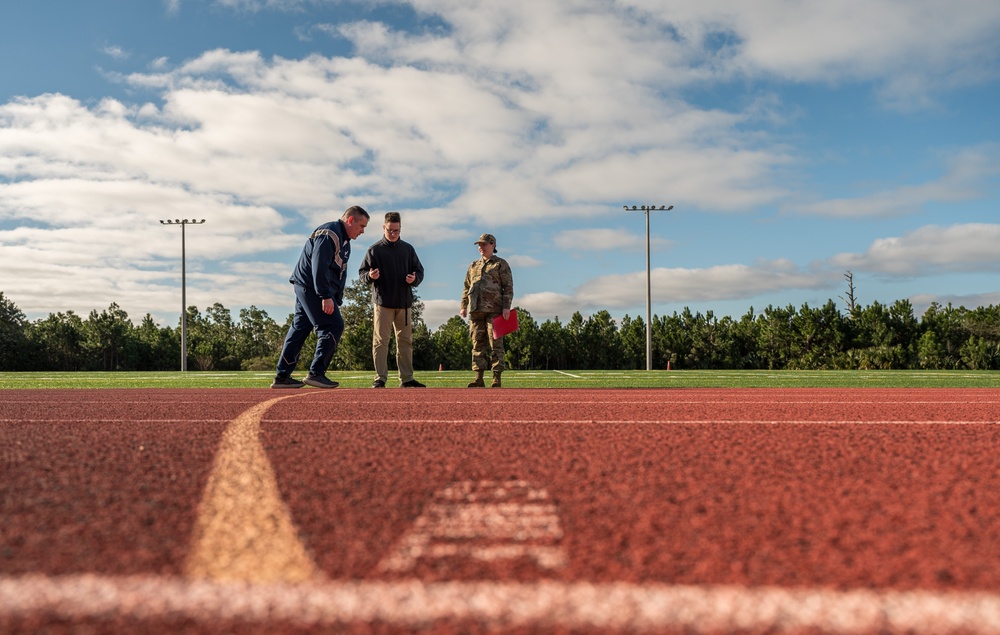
384, 212, 401, 224
343, 205, 370, 221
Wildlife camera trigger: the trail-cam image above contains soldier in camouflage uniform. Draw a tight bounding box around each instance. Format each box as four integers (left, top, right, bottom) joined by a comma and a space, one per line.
460, 233, 514, 387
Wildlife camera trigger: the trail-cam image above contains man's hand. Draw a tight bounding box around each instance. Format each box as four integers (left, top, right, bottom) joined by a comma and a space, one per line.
322, 298, 335, 315
406, 272, 416, 284
369, 268, 380, 280
460, 308, 467, 318
503, 309, 510, 320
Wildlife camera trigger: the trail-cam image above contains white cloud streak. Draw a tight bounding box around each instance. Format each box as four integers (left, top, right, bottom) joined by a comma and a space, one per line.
787, 145, 1000, 218
102, 45, 130, 60
625, 0, 1000, 104
519, 259, 836, 319
553, 229, 670, 253
832, 223, 1000, 276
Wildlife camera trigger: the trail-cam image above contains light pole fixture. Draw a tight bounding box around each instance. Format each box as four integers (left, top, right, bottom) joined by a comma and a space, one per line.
159, 219, 206, 371
624, 204, 673, 371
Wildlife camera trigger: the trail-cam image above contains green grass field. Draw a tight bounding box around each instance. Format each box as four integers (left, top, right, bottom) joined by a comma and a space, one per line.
2, 369, 1000, 389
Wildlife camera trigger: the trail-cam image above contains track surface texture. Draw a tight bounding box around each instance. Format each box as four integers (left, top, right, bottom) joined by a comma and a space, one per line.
2, 387, 1000, 634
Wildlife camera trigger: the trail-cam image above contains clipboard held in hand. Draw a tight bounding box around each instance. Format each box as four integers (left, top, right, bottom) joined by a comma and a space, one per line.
492, 309, 519, 337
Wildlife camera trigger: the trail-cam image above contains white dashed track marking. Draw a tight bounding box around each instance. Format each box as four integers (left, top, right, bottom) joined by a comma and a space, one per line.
378, 480, 567, 572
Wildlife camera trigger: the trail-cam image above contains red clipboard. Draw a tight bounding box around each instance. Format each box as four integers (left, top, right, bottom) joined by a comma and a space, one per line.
491, 309, 519, 337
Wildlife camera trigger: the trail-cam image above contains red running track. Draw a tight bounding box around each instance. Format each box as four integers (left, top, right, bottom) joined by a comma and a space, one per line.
2, 388, 1000, 634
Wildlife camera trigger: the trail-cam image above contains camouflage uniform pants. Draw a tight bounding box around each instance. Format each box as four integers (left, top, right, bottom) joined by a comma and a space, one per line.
469, 311, 504, 372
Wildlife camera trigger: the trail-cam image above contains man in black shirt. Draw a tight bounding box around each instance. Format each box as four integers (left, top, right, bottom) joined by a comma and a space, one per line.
358, 212, 426, 388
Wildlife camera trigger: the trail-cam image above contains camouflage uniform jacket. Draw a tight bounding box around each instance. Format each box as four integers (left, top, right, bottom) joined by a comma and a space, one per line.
462, 255, 514, 315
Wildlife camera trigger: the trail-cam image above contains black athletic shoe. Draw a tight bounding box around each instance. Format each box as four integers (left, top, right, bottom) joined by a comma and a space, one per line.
372, 379, 386, 388
303, 374, 339, 389
400, 379, 426, 388
270, 375, 304, 389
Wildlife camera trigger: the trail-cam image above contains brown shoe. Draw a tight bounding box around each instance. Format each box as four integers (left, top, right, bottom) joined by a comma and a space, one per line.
491, 371, 502, 388
467, 370, 485, 388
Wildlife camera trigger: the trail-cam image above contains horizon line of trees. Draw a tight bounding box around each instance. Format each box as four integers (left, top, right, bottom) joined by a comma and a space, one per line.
4, 278, 1000, 373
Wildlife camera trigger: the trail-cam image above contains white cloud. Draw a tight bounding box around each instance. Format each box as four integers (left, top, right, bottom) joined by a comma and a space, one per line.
584, 260, 832, 306
516, 291, 576, 321
787, 145, 1000, 218
831, 223, 1000, 276
217, 0, 1000, 104
420, 298, 460, 330
553, 228, 670, 253
626, 0, 1000, 106
102, 45, 130, 60
357, 207, 471, 247
504, 254, 543, 268
518, 259, 835, 321
212, 0, 308, 11
0, 178, 295, 256
910, 292, 1000, 316
0, 245, 290, 328
330, 4, 800, 219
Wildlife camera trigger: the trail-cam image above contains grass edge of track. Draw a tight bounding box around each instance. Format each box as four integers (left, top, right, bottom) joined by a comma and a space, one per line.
2, 369, 1000, 389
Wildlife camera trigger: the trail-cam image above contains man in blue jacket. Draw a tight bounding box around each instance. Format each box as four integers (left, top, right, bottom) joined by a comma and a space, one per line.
358, 212, 426, 388
271, 206, 370, 388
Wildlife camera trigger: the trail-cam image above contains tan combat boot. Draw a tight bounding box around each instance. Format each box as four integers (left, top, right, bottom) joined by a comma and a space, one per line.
491, 371, 502, 388
467, 370, 485, 387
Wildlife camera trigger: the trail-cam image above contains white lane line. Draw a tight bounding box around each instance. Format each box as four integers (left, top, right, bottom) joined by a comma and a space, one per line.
5, 419, 998, 427
0, 400, 276, 404
378, 480, 567, 572
0, 419, 235, 423
552, 370, 583, 378
5, 399, 1000, 409
3, 575, 1000, 634
262, 419, 1000, 426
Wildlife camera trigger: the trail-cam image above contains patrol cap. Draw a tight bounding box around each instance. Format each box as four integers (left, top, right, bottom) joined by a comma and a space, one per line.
474, 233, 497, 253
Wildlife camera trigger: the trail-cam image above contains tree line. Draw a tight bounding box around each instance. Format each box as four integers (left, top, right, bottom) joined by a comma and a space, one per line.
3, 279, 1000, 373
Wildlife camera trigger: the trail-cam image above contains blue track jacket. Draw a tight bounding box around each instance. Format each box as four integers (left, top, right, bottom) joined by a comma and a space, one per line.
289, 219, 352, 305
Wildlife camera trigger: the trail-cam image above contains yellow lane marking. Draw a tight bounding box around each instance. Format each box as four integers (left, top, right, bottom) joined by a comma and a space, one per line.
184, 394, 322, 583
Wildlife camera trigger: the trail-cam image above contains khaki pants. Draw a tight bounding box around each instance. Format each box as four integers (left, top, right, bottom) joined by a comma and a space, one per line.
469, 311, 504, 372
373, 305, 414, 383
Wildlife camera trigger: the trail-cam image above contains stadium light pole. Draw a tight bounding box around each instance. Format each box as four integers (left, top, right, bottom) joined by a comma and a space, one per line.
624, 204, 673, 371
159, 219, 206, 371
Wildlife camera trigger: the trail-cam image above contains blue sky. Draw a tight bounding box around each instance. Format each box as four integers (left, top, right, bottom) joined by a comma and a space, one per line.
2, 0, 999, 331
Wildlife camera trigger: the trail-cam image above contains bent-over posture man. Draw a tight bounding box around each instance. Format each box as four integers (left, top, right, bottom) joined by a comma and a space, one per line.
272, 206, 369, 388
